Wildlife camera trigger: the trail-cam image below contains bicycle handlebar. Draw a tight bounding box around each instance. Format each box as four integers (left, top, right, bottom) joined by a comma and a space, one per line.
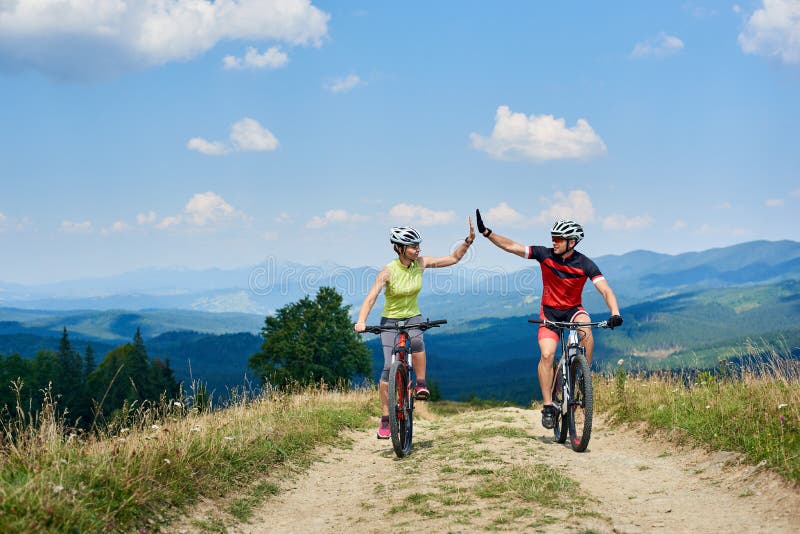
361, 319, 447, 335
528, 318, 610, 329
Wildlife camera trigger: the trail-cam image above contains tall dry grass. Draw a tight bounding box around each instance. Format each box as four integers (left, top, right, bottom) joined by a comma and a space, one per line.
0, 381, 376, 532
595, 339, 800, 482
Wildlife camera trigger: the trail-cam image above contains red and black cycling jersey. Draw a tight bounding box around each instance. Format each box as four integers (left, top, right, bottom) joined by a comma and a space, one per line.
526, 245, 605, 310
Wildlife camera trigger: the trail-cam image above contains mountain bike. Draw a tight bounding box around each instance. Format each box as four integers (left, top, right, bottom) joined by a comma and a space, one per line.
363, 319, 447, 458
528, 318, 612, 452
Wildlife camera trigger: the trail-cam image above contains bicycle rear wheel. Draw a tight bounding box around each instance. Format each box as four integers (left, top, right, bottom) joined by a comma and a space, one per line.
388, 360, 413, 458
567, 353, 593, 452
552, 363, 568, 443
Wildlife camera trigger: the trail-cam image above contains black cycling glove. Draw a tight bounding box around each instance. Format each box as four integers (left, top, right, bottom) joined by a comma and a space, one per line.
475, 209, 492, 237
607, 315, 623, 329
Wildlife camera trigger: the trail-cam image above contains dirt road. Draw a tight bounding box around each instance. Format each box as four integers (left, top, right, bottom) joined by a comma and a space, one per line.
171, 405, 800, 533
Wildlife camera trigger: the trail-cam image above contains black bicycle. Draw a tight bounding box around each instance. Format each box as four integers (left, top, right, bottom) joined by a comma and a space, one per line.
529, 318, 612, 452
363, 319, 446, 458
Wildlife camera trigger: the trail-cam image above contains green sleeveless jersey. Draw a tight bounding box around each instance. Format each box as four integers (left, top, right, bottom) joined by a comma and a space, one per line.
382, 258, 422, 318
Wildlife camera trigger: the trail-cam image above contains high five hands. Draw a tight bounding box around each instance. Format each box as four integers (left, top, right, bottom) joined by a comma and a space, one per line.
466, 216, 476, 244
475, 209, 491, 237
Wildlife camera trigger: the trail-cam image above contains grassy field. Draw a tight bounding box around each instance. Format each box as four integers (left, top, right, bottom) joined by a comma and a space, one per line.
0, 384, 376, 532
1, 343, 797, 532
594, 347, 800, 483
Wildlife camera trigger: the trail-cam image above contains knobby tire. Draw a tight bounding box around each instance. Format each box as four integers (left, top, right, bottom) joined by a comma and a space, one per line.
388, 360, 413, 458
567, 353, 593, 452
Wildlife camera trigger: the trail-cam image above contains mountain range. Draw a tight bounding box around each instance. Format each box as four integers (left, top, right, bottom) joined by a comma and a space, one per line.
2, 240, 799, 323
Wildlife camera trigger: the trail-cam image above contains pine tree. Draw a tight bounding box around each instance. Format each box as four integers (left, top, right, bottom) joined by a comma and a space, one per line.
84, 343, 96, 377
55, 327, 87, 424
87, 328, 181, 420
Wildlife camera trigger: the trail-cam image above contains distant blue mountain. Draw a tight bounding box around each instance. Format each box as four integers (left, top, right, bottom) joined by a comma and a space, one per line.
1, 241, 798, 327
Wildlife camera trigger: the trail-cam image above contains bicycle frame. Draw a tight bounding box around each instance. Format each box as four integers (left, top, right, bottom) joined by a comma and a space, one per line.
363, 319, 446, 458
555, 327, 581, 415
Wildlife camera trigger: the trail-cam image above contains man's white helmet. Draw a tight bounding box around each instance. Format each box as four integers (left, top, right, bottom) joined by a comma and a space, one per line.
390, 226, 422, 246
551, 220, 584, 244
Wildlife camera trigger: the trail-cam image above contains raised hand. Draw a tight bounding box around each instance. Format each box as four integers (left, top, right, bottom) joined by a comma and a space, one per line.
466, 217, 476, 244
475, 209, 492, 237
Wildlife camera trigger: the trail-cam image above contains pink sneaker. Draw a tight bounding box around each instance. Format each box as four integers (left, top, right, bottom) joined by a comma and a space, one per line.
414, 385, 430, 400
376, 417, 390, 439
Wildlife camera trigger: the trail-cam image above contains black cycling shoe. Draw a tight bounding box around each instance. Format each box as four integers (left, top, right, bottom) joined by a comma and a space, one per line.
541, 405, 557, 429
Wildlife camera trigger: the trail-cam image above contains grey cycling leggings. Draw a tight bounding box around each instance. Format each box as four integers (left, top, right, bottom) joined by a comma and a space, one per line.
379, 315, 425, 382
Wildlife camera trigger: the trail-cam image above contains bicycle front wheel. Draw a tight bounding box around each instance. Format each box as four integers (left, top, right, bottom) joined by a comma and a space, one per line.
567, 353, 593, 452
388, 360, 413, 458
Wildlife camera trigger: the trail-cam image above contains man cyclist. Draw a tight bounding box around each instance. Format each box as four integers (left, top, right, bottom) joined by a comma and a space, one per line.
355, 219, 475, 439
475, 209, 622, 429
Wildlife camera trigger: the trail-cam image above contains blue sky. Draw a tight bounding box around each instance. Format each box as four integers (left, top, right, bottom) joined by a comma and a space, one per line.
0, 0, 798, 285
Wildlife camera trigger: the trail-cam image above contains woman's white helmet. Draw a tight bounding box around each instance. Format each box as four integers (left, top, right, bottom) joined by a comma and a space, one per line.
551, 219, 584, 244
390, 226, 422, 246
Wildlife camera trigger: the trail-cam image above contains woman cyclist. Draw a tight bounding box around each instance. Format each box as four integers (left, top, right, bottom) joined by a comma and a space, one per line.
355, 219, 475, 439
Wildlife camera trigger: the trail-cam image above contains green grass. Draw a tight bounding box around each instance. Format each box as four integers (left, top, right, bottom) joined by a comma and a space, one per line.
0, 384, 376, 532
473, 463, 585, 509
597, 347, 800, 483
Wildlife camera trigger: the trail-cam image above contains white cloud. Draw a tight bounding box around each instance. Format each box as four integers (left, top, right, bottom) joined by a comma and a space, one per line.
100, 220, 129, 236
188, 118, 278, 155
306, 209, 370, 229
323, 74, 364, 93
535, 190, 596, 225
601, 214, 655, 230
630, 32, 685, 59
60, 220, 93, 234
262, 230, 279, 240
223, 46, 288, 70
470, 106, 607, 162
153, 192, 247, 230
136, 211, 157, 225
275, 212, 293, 224
0, 0, 330, 80
485, 202, 528, 227
765, 198, 785, 207
738, 0, 800, 65
187, 138, 230, 156
388, 204, 456, 226
672, 219, 688, 230
791, 188, 800, 198
156, 215, 183, 230
230, 118, 279, 151
184, 192, 244, 226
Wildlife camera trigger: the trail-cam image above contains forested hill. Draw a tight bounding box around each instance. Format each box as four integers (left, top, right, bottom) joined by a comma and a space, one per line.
1, 279, 798, 405
0, 327, 262, 398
